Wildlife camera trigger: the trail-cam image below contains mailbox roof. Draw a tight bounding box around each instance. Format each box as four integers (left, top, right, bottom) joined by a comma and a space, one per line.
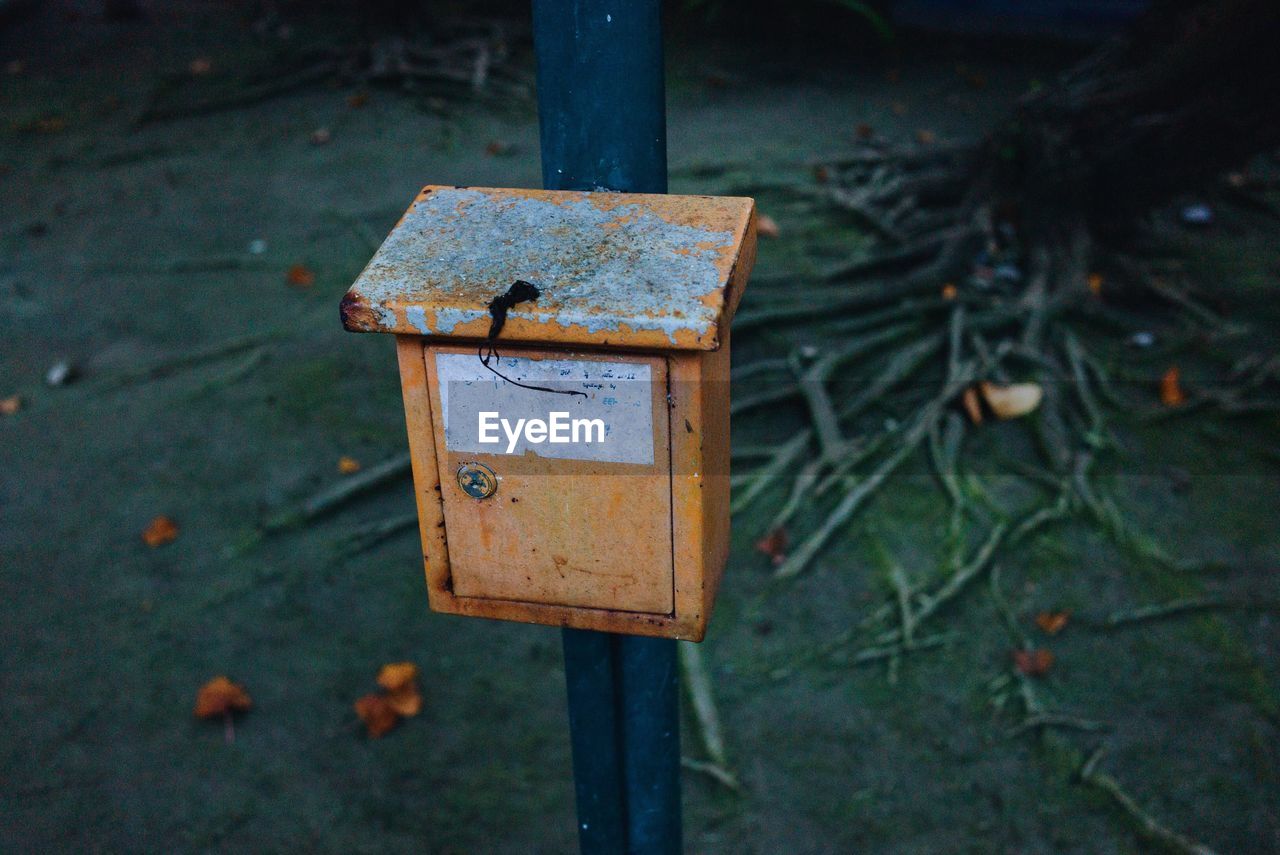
340, 186, 756, 351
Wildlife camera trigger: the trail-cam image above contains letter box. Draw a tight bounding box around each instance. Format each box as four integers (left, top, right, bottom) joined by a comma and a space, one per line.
340, 186, 756, 640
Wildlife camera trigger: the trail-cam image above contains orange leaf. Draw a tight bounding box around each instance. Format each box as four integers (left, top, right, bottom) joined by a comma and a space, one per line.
195, 676, 252, 718
1087, 272, 1103, 296
355, 693, 399, 738
386, 685, 423, 717
0, 395, 21, 415
1160, 366, 1186, 407
188, 57, 212, 76
754, 527, 789, 566
915, 129, 936, 146
1013, 648, 1054, 677
756, 214, 780, 239
855, 123, 874, 140
346, 91, 369, 109
286, 264, 316, 289
142, 515, 179, 547
960, 386, 983, 425
812, 164, 831, 184
941, 283, 957, 301
376, 662, 419, 693
1035, 611, 1070, 636
891, 101, 908, 116
338, 456, 362, 475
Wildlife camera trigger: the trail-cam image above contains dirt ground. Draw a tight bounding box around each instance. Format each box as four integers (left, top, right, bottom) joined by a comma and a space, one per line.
2, 3, 1278, 853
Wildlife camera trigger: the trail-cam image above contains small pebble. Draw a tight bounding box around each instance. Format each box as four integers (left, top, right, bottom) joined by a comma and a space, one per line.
248, 239, 267, 255
1129, 331, 1156, 348
45, 360, 75, 387
1180, 203, 1213, 226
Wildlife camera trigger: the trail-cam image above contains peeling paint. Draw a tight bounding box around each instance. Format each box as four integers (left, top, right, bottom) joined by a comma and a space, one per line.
342, 186, 755, 351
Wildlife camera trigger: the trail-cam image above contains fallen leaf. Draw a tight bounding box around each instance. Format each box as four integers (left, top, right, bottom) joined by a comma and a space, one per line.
891, 101, 908, 116
386, 685, 422, 717
5, 60, 24, 75
980, 381, 1043, 420
195, 676, 252, 718
1159, 366, 1186, 407
1013, 648, 1054, 677
1035, 611, 1070, 636
960, 386, 983, 425
338, 456, 362, 475
0, 395, 21, 415
188, 57, 213, 76
286, 264, 315, 289
885, 68, 900, 84
142, 515, 179, 547
754, 527, 789, 566
310, 127, 331, 146
346, 91, 369, 109
374, 662, 423, 717
855, 123, 874, 140
34, 116, 66, 134
756, 214, 780, 239
915, 129, 936, 145
355, 693, 399, 738
941, 283, 958, 300
1087, 272, 1103, 296
484, 140, 515, 157
812, 164, 831, 184
376, 662, 419, 693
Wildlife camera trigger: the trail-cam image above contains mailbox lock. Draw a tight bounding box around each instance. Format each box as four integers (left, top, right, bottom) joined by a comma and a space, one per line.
457, 462, 498, 499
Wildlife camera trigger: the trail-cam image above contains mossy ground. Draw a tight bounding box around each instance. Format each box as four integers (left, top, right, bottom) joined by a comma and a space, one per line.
1, 6, 1277, 852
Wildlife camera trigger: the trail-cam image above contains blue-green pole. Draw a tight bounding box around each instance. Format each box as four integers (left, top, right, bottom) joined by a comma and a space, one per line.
530, 2, 681, 853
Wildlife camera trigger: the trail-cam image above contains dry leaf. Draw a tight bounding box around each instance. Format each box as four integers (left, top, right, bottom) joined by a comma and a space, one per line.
855, 123, 874, 140
338, 456, 362, 475
754, 527, 789, 566
980, 381, 1043, 420
310, 127, 331, 146
286, 264, 315, 289
386, 685, 423, 717
484, 140, 514, 156
34, 116, 66, 134
1160, 366, 1186, 407
346, 91, 369, 109
915, 129, 936, 145
885, 68, 900, 84
188, 57, 212, 76
941, 283, 958, 300
195, 676, 252, 718
1013, 648, 1054, 677
1035, 611, 1070, 636
1087, 272, 1103, 296
376, 662, 419, 693
960, 386, 983, 425
891, 101, 908, 116
0, 395, 21, 415
756, 214, 780, 239
355, 694, 399, 738
5, 60, 24, 75
142, 515, 179, 547
812, 164, 831, 184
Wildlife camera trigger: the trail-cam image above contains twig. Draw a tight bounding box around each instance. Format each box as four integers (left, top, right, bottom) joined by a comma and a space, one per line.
1092, 596, 1280, 628
679, 643, 741, 792
97, 335, 273, 391
1079, 749, 1220, 855
264, 453, 413, 533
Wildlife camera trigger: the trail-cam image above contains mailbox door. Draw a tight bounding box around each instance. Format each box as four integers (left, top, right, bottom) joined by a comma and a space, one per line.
423, 344, 674, 614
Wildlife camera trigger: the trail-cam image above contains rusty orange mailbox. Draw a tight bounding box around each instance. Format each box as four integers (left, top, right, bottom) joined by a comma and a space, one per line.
341, 186, 756, 640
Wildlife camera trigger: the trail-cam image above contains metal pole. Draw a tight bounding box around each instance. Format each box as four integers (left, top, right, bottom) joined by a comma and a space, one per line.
530, 2, 681, 853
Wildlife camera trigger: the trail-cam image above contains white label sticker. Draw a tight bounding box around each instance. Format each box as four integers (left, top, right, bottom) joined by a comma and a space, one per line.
436, 353, 655, 465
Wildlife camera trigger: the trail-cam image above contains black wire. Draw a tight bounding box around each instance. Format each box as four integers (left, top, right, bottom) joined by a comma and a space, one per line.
479, 280, 587, 398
